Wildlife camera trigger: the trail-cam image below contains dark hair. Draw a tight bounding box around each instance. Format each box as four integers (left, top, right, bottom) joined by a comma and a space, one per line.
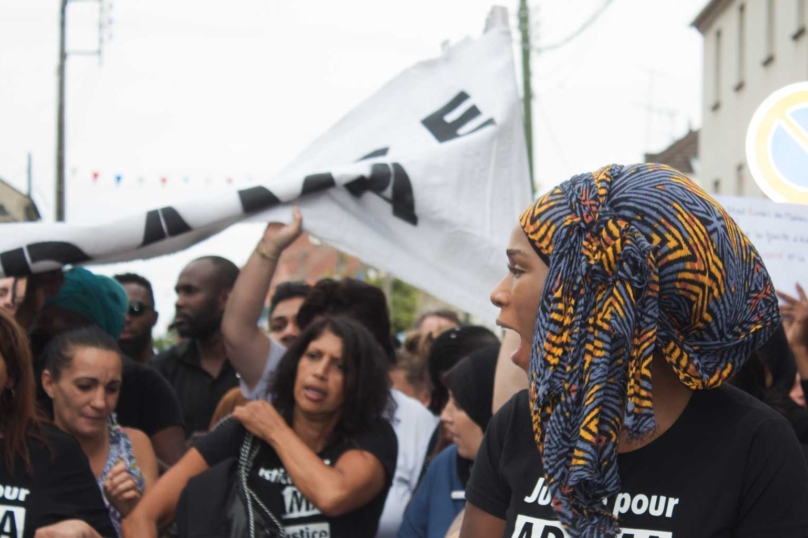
395, 331, 433, 394
114, 272, 155, 305
417, 309, 460, 329
729, 351, 806, 425
296, 279, 395, 362
193, 256, 240, 290
270, 316, 395, 440
43, 326, 123, 381
270, 282, 312, 316
0, 308, 47, 475
427, 326, 500, 414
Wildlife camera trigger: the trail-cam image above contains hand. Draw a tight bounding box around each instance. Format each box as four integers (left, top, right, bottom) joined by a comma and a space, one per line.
102, 462, 141, 517
258, 207, 303, 258
232, 400, 288, 445
34, 520, 100, 538
778, 283, 808, 349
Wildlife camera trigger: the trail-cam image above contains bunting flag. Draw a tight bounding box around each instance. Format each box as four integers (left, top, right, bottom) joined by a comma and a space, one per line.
0, 16, 530, 322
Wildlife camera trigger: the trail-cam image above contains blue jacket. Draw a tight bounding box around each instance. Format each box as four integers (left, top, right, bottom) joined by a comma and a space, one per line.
397, 444, 466, 538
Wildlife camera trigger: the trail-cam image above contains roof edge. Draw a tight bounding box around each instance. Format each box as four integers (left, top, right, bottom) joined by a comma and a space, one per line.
692, 0, 734, 34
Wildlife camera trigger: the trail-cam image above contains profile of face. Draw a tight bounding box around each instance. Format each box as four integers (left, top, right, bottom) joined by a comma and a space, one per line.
0, 278, 14, 313
269, 296, 306, 348
490, 224, 550, 372
440, 392, 484, 460
419, 315, 458, 336
293, 330, 346, 418
174, 260, 228, 340
43, 346, 123, 440
119, 282, 158, 358
791, 374, 806, 407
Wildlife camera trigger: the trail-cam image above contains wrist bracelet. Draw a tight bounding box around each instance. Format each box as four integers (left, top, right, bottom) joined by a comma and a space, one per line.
255, 243, 281, 262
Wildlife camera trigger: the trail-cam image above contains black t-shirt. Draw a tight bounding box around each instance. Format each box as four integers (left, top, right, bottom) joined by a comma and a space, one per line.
195, 418, 398, 538
467, 386, 808, 538
151, 341, 239, 437
116, 357, 185, 436
0, 424, 115, 538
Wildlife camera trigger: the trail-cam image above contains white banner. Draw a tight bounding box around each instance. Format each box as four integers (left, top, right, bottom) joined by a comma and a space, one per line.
0, 23, 531, 323
717, 195, 808, 295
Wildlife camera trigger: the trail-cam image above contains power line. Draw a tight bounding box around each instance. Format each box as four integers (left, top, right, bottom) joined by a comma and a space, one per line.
532, 0, 615, 53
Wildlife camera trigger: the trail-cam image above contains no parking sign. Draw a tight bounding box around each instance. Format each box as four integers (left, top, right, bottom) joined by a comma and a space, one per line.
746, 82, 808, 205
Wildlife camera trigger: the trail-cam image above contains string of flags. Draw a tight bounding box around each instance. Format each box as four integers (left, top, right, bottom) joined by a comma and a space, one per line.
77, 169, 257, 187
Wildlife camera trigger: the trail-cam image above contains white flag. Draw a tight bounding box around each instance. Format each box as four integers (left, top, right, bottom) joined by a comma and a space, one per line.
0, 24, 531, 323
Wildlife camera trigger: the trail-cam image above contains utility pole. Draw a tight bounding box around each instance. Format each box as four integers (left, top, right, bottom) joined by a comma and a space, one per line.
56, 0, 67, 222
518, 0, 535, 196
55, 0, 109, 222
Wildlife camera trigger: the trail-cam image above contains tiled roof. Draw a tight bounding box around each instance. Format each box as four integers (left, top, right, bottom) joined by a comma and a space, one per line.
644, 129, 699, 174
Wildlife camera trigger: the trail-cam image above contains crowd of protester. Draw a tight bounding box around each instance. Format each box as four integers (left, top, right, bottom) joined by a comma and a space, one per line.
1, 166, 808, 537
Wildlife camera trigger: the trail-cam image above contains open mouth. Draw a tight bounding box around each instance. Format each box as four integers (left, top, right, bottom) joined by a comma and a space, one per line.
303, 386, 327, 402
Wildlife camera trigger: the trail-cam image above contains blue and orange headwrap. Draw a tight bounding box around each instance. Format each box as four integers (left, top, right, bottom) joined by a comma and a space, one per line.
520, 164, 780, 537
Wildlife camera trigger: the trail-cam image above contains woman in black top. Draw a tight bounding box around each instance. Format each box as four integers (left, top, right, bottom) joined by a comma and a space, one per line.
0, 308, 115, 537
462, 165, 808, 537
122, 316, 397, 538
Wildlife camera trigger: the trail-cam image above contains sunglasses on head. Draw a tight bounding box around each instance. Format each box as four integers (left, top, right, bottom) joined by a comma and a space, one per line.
128, 301, 151, 317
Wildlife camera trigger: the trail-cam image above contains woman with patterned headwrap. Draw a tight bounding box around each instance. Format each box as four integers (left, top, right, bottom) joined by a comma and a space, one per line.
460, 164, 808, 538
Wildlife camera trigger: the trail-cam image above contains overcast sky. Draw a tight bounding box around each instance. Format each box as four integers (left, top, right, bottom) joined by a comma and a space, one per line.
0, 0, 708, 333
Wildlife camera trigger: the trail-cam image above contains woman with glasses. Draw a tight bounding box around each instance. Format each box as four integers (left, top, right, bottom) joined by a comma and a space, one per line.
43, 326, 158, 536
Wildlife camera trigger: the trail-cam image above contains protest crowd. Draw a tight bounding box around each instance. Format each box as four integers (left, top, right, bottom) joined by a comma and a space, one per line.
0, 163, 806, 538
4, 2, 808, 537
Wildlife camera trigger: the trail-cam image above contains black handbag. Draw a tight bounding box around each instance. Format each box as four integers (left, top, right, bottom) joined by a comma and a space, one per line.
176, 433, 286, 538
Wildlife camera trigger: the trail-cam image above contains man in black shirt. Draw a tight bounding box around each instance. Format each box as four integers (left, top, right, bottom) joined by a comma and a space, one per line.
115, 272, 159, 366
152, 256, 240, 438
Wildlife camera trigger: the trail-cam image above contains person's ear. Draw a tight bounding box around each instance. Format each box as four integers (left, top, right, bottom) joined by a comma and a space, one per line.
219, 289, 231, 311
149, 310, 159, 328
41, 370, 57, 399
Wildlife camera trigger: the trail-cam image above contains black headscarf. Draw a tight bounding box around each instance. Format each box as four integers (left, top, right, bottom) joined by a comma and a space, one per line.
443, 345, 499, 431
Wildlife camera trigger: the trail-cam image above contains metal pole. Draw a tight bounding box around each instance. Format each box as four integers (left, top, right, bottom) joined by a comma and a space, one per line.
519, 0, 535, 196
56, 0, 68, 221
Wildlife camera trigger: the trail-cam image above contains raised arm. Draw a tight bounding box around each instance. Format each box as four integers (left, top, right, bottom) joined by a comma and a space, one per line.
222, 208, 303, 391
233, 400, 388, 517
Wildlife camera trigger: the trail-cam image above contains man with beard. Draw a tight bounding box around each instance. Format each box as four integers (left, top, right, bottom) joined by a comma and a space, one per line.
152, 256, 240, 438
115, 273, 159, 364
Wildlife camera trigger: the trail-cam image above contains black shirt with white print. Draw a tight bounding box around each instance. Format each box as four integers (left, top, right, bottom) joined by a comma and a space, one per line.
0, 425, 115, 538
195, 418, 398, 538
466, 386, 808, 538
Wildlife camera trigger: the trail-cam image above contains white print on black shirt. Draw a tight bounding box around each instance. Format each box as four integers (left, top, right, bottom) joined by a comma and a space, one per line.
283, 486, 322, 519
519, 477, 679, 537
0, 505, 26, 538
285, 522, 331, 538
525, 478, 679, 518
511, 515, 673, 538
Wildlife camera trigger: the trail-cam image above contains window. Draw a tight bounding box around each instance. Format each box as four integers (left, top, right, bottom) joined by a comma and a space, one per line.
713, 178, 721, 194
763, 0, 775, 66
794, 0, 806, 40
736, 164, 745, 195
735, 4, 745, 91
712, 29, 722, 111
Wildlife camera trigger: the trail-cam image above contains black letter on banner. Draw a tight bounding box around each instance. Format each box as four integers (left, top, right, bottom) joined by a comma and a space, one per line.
0, 248, 30, 276
391, 164, 417, 225
142, 210, 166, 246
540, 526, 565, 538
421, 91, 495, 143
345, 161, 417, 226
238, 186, 281, 214
141, 207, 193, 247
301, 173, 336, 195
161, 207, 192, 236
516, 522, 533, 538
28, 242, 92, 265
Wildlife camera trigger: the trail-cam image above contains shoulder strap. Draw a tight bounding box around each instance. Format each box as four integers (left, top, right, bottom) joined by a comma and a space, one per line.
238, 432, 286, 538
